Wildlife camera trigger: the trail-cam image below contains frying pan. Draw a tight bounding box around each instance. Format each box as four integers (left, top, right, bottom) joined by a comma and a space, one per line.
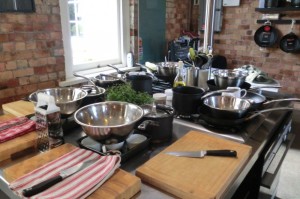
242, 91, 300, 109
279, 19, 300, 53
198, 107, 293, 127
254, 21, 279, 48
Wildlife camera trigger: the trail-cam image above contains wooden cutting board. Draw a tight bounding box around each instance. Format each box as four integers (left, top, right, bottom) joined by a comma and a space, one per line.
0, 114, 37, 164
2, 100, 35, 117
136, 131, 252, 199
4, 143, 141, 199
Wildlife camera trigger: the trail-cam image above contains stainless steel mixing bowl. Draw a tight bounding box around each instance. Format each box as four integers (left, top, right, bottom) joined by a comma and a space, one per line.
74, 101, 144, 143
213, 69, 248, 89
203, 95, 252, 119
28, 87, 87, 115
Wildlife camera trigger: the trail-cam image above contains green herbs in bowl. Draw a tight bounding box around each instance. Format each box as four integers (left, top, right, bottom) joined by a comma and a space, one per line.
106, 83, 153, 105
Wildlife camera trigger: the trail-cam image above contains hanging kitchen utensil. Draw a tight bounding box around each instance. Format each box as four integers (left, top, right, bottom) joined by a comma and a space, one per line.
254, 21, 279, 48
279, 19, 300, 53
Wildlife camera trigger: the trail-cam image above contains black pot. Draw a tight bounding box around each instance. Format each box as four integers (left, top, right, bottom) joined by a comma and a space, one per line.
172, 86, 205, 116
138, 105, 174, 144
127, 75, 152, 95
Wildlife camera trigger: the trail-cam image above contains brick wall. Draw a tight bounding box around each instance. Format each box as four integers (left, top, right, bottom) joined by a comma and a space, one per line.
166, 0, 300, 97
0, 0, 64, 106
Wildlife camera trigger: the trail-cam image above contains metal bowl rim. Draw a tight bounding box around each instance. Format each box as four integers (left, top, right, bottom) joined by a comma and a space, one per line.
203, 96, 251, 111
74, 101, 144, 128
28, 87, 88, 104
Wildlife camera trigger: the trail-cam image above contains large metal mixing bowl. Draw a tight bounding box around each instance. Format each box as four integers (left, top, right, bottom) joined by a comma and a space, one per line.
203, 95, 251, 119
74, 101, 144, 143
28, 87, 87, 116
213, 69, 248, 89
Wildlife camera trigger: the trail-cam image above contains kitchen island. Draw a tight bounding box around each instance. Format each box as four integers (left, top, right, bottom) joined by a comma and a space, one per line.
0, 98, 297, 199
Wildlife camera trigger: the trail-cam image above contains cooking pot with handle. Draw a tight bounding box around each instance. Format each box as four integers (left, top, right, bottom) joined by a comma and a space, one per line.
137, 104, 174, 144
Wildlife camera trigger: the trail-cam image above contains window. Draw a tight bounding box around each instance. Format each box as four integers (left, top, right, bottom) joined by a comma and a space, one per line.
59, 0, 130, 80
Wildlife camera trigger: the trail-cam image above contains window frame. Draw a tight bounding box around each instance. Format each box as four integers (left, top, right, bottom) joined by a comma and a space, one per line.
59, 0, 130, 80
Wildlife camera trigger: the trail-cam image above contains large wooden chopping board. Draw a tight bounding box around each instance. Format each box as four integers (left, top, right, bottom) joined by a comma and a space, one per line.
4, 143, 141, 199
136, 131, 252, 199
2, 100, 35, 117
0, 114, 37, 164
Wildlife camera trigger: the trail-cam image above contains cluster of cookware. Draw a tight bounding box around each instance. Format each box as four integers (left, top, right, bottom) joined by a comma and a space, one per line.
28, 66, 175, 148
172, 68, 300, 127
254, 20, 300, 53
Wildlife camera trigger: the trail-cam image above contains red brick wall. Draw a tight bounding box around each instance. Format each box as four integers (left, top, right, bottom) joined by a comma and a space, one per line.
166, 0, 191, 42
0, 0, 64, 106
166, 0, 300, 97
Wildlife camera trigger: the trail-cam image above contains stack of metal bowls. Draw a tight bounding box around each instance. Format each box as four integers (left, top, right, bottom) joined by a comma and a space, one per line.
212, 69, 248, 89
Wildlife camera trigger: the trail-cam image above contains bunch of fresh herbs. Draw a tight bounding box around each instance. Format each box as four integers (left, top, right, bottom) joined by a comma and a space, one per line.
106, 83, 153, 105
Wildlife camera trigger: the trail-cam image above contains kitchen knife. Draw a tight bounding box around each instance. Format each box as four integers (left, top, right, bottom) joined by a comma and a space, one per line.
165, 150, 237, 158
22, 159, 97, 197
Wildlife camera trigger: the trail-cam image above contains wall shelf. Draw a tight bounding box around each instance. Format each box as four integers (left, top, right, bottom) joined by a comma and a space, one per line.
257, 19, 300, 24
255, 7, 300, 13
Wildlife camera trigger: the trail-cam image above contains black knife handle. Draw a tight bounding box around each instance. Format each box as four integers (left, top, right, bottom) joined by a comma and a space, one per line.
206, 150, 237, 157
22, 175, 63, 197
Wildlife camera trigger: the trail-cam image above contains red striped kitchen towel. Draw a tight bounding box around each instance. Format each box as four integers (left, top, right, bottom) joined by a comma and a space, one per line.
0, 117, 36, 143
9, 147, 121, 199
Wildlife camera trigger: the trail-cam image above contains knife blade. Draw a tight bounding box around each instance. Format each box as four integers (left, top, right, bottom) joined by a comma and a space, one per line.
22, 159, 97, 197
165, 150, 237, 158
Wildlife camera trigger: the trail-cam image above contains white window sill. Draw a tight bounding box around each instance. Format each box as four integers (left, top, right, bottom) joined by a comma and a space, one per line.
59, 66, 140, 87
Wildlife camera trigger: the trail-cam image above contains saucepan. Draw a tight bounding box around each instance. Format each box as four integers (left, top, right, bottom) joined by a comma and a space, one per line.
137, 104, 174, 144
172, 86, 206, 116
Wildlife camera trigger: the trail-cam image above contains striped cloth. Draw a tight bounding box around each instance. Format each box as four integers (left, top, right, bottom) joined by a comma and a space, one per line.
0, 117, 36, 143
9, 147, 121, 199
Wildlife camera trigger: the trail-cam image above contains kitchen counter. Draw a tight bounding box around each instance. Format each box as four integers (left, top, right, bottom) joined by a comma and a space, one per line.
0, 104, 297, 199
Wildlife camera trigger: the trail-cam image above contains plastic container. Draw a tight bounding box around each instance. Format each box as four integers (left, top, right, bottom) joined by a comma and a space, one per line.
153, 93, 167, 105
